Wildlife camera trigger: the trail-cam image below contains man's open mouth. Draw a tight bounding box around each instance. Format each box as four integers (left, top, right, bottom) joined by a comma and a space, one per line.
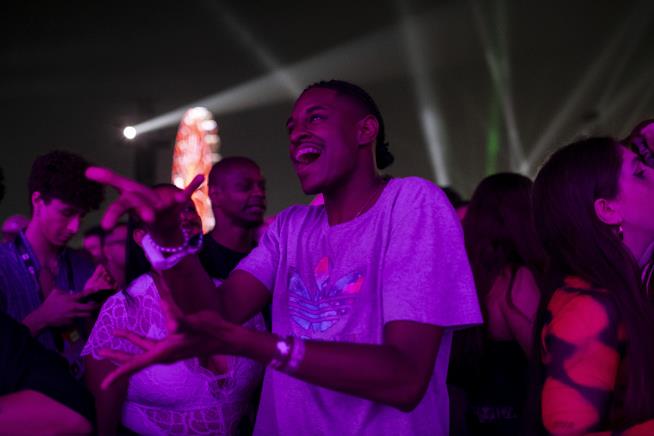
295, 145, 322, 165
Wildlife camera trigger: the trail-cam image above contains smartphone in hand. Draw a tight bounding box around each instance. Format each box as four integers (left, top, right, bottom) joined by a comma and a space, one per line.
79, 288, 116, 305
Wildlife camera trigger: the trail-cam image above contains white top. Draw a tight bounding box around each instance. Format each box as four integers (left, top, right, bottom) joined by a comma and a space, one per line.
237, 177, 482, 436
83, 274, 265, 435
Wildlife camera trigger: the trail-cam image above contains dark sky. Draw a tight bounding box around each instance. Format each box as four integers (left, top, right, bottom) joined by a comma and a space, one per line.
2, 0, 654, 229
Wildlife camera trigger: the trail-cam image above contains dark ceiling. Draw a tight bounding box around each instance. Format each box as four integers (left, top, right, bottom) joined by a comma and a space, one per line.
2, 0, 654, 228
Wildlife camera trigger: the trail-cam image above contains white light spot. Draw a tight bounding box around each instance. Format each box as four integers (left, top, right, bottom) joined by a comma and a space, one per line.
123, 126, 136, 140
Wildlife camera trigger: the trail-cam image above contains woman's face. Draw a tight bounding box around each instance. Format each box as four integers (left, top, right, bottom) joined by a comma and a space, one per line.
613, 146, 654, 246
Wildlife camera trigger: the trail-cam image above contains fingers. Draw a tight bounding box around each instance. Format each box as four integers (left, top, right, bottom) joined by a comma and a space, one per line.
175, 174, 205, 203
113, 329, 157, 351
101, 199, 132, 230
86, 167, 161, 206
72, 302, 98, 318
179, 310, 227, 337
83, 266, 115, 294
160, 299, 184, 332
98, 348, 135, 365
89, 265, 104, 282
100, 345, 170, 390
103, 192, 156, 229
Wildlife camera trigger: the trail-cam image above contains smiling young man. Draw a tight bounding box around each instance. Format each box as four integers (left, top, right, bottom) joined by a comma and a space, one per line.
90, 80, 482, 435
0, 150, 111, 377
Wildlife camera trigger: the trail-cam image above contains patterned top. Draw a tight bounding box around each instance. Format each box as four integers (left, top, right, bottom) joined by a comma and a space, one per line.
0, 231, 94, 377
541, 276, 654, 435
82, 273, 265, 435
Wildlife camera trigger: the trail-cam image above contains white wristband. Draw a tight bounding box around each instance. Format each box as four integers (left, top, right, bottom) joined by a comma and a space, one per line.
142, 232, 203, 271
269, 336, 292, 369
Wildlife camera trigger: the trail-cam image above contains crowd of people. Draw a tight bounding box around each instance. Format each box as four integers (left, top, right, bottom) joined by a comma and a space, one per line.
0, 80, 654, 435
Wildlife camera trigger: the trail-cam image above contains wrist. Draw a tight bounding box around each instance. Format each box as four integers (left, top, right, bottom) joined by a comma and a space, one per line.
267, 335, 305, 373
150, 226, 186, 247
23, 309, 46, 335
142, 231, 202, 271
231, 328, 278, 364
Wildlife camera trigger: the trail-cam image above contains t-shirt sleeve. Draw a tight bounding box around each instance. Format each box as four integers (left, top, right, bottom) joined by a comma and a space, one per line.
235, 208, 287, 292
383, 179, 482, 327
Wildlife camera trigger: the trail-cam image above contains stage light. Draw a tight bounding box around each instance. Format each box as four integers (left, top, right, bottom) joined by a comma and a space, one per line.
123, 126, 136, 140
123, 12, 418, 137
524, 1, 650, 172
397, 1, 449, 185
471, 0, 525, 172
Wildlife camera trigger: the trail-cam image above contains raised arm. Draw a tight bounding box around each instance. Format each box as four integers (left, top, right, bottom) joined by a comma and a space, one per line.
85, 167, 269, 322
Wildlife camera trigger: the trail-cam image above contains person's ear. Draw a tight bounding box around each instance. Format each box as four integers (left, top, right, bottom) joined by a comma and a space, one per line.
594, 197, 622, 226
31, 192, 43, 215
356, 115, 379, 147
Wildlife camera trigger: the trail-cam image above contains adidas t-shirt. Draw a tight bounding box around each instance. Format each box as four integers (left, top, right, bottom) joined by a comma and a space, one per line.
237, 177, 482, 436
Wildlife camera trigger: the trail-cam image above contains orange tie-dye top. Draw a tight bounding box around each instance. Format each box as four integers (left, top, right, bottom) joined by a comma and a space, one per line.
541, 276, 654, 435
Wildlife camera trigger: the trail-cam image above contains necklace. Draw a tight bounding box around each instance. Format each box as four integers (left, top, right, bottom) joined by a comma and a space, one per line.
354, 178, 387, 219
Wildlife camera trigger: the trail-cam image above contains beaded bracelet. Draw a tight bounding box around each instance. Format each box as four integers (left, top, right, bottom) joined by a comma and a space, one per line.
149, 228, 190, 254
142, 231, 203, 271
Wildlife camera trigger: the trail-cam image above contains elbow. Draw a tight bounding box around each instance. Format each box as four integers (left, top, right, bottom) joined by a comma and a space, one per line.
55, 412, 93, 435
388, 377, 429, 413
394, 398, 422, 413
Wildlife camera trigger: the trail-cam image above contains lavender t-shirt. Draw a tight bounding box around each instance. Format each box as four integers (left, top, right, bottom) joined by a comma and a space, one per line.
237, 177, 482, 436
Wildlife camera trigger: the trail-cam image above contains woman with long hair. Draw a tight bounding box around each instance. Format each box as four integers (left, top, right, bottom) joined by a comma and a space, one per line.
531, 136, 654, 434
449, 173, 545, 435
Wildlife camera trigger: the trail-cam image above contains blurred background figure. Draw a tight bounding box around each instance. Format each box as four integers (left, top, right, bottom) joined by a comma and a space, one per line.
82, 225, 105, 265
449, 173, 546, 435
1, 214, 29, 242
102, 222, 127, 290
441, 186, 469, 220
622, 119, 654, 292
200, 157, 266, 280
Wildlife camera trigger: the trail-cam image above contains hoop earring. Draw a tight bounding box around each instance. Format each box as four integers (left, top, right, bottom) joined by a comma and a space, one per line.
618, 224, 624, 241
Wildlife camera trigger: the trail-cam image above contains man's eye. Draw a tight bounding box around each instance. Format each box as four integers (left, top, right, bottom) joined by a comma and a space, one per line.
309, 114, 324, 122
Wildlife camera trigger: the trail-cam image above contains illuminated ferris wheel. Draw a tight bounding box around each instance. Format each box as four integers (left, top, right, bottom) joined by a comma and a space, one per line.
171, 107, 220, 233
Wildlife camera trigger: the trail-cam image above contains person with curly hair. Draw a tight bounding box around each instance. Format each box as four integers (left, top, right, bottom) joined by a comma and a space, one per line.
0, 165, 94, 434
0, 150, 114, 378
